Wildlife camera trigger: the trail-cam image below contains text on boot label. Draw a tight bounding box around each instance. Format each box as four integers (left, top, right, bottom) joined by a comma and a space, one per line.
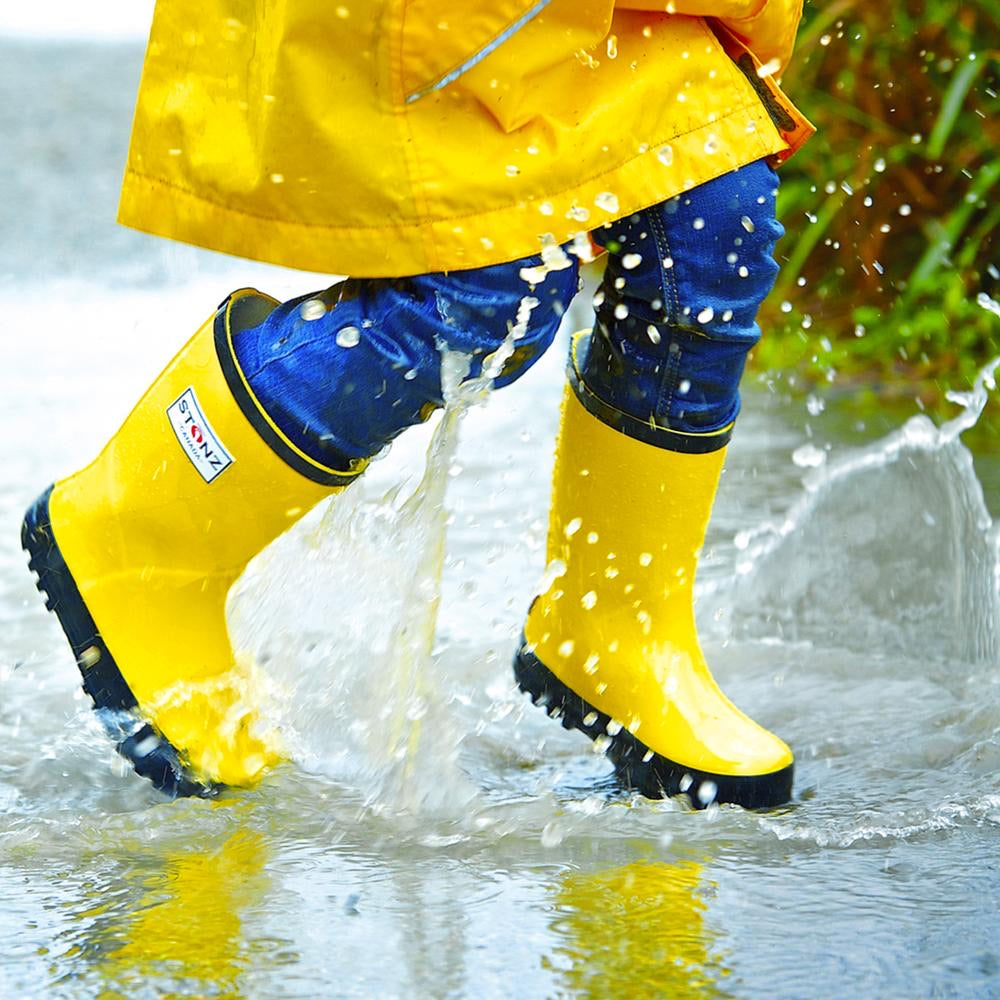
166, 388, 234, 483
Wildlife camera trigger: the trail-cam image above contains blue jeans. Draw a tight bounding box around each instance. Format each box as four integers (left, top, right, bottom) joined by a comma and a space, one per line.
234, 159, 783, 466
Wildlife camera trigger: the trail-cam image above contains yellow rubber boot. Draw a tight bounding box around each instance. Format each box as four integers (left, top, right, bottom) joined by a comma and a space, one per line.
517, 348, 793, 808
22, 290, 365, 794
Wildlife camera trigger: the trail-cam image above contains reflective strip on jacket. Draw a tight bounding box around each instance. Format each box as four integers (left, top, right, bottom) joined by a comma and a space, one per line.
118, 0, 814, 277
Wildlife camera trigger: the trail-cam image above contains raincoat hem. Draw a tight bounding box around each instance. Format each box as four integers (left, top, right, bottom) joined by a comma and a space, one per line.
118, 102, 789, 277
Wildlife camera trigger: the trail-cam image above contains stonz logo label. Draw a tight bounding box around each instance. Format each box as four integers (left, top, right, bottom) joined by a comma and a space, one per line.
166, 388, 234, 483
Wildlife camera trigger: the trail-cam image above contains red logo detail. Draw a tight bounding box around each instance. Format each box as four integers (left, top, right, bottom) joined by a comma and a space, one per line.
190, 425, 204, 444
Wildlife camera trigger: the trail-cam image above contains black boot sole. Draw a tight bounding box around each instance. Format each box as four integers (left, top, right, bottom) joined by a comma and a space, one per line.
513, 639, 794, 809
21, 486, 214, 797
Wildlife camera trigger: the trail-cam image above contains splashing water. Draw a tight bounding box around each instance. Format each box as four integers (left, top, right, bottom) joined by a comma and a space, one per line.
726, 357, 1000, 663
228, 299, 541, 818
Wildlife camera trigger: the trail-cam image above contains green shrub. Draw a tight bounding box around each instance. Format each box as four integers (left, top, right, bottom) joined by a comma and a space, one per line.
755, 0, 1000, 406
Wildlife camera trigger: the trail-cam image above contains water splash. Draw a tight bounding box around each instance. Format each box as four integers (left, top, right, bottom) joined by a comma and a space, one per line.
728, 356, 1000, 663
228, 301, 541, 818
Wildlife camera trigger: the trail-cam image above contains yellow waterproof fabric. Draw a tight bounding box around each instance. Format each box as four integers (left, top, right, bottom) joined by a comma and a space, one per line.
119, 0, 812, 277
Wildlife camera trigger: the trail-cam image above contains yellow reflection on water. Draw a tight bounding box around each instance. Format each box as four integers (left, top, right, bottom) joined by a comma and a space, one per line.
90, 829, 270, 998
549, 858, 731, 999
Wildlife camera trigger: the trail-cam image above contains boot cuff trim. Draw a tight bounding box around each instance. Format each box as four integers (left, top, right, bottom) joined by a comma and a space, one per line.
214, 291, 366, 486
567, 333, 733, 454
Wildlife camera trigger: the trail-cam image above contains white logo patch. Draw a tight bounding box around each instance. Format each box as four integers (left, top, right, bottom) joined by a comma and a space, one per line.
166, 388, 234, 483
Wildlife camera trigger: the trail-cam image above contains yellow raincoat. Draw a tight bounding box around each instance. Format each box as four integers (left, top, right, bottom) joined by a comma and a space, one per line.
119, 0, 813, 277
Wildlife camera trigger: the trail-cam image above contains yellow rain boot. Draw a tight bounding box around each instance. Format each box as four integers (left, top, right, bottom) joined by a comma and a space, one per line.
516, 338, 793, 808
22, 290, 365, 795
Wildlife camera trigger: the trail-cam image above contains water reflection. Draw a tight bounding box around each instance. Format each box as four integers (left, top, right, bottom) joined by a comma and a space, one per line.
392, 864, 470, 999
61, 827, 278, 997
549, 857, 731, 999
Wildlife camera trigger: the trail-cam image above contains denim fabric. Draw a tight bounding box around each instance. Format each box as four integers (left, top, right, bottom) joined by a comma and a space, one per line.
588, 158, 783, 432
233, 257, 578, 466
234, 159, 782, 465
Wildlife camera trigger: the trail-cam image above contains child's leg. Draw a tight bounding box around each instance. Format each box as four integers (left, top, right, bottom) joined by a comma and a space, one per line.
585, 158, 783, 438
233, 254, 580, 468
518, 160, 794, 809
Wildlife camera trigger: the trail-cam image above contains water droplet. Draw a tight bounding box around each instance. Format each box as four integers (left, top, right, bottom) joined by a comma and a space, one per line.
740, 215, 755, 233
606, 719, 623, 736
780, 301, 793, 314
538, 201, 554, 216
806, 394, 825, 416
300, 298, 327, 321
614, 303, 629, 320
583, 711, 599, 726
722, 309, 733, 322
581, 591, 598, 610
622, 252, 642, 269
646, 325, 661, 344
638, 552, 653, 566
703, 135, 719, 154
874, 157, 887, 173
738, 265, 750, 278
583, 653, 600, 674
567, 204, 590, 222
696, 306, 714, 324
697, 780, 718, 805
564, 517, 583, 538
792, 442, 826, 468
595, 191, 620, 213
79, 645, 101, 668
505, 164, 520, 177
403, 368, 418, 380
656, 145, 674, 166
335, 325, 361, 347
270, 172, 285, 184
898, 203, 912, 216
557, 640, 575, 658
819, 33, 831, 46
662, 256, 674, 269
678, 379, 691, 394
606, 34, 618, 59
692, 217, 705, 231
